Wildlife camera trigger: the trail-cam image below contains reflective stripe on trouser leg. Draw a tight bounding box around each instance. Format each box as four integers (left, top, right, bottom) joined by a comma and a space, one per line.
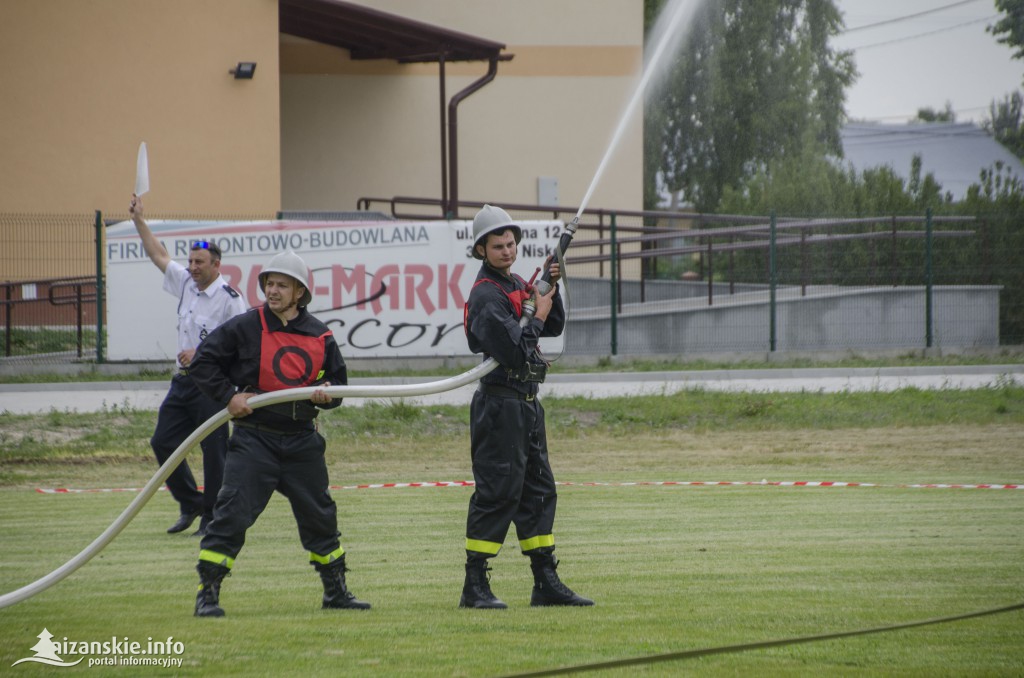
309, 546, 345, 566
465, 539, 503, 556
198, 549, 235, 569
519, 534, 555, 553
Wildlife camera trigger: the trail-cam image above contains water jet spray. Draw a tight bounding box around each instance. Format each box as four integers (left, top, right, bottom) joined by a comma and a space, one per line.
520, 0, 698, 324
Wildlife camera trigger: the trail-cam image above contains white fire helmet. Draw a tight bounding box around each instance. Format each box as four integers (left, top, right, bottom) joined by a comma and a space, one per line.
471, 204, 522, 260
259, 250, 312, 307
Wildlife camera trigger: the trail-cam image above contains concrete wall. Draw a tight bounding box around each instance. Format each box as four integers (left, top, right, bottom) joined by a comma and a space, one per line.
569, 278, 766, 307
565, 282, 1002, 355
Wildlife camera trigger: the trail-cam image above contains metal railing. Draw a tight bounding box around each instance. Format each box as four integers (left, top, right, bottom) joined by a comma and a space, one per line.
1, 276, 97, 359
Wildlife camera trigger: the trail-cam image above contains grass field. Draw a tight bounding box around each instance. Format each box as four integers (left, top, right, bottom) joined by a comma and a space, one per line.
1, 387, 1022, 676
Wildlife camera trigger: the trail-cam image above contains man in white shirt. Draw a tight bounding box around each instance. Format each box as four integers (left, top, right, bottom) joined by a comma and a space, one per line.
129, 194, 248, 536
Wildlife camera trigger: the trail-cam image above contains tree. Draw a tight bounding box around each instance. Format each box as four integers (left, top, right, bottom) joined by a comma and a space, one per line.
983, 2, 1024, 159
915, 102, 956, 123
718, 149, 947, 218
988, 0, 1024, 61
984, 91, 1024, 159
962, 161, 1024, 344
644, 0, 855, 212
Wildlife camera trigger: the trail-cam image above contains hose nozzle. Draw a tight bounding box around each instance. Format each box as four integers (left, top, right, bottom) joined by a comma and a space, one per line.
519, 214, 578, 328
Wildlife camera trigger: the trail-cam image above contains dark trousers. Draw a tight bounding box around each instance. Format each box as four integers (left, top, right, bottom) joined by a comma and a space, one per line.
150, 373, 228, 519
465, 390, 558, 555
200, 425, 341, 561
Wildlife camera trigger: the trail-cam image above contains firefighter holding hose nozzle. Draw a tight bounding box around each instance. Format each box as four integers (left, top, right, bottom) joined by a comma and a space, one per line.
460, 205, 593, 609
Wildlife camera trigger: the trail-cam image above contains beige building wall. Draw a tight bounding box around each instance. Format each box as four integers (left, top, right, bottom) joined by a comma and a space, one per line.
280, 0, 644, 215
0, 0, 281, 219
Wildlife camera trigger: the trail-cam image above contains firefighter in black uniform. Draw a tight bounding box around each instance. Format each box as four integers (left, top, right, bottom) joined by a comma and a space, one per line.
188, 250, 370, 617
460, 205, 593, 609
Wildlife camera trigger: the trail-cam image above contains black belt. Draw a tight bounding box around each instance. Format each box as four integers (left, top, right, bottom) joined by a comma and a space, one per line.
260, 400, 321, 421
479, 383, 536, 402
232, 419, 313, 436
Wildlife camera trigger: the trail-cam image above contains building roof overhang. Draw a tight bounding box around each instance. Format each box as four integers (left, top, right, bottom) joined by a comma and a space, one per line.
279, 0, 510, 63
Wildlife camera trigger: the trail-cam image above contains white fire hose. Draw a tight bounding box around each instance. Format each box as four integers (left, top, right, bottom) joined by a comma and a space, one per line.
0, 358, 498, 609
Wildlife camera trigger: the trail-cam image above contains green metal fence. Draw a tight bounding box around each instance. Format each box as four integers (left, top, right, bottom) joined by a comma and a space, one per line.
552, 208, 1017, 356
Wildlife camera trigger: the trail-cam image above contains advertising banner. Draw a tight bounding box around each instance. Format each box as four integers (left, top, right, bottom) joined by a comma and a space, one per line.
105, 218, 566, 361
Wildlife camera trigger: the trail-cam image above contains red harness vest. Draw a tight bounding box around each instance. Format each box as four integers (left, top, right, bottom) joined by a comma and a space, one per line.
463, 275, 532, 334
257, 306, 329, 391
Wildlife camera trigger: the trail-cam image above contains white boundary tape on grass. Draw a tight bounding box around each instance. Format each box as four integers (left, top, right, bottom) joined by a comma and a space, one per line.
36, 479, 1022, 493
562, 480, 1024, 490
0, 359, 498, 610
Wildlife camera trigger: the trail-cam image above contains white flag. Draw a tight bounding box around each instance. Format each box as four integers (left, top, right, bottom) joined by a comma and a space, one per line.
135, 142, 149, 196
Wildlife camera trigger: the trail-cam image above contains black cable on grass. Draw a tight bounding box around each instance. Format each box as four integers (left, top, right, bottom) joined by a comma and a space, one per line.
504, 601, 1024, 677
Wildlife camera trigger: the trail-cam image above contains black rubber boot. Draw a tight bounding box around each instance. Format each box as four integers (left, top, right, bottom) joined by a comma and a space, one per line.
316, 558, 371, 610
194, 561, 230, 617
528, 549, 594, 607
459, 556, 507, 609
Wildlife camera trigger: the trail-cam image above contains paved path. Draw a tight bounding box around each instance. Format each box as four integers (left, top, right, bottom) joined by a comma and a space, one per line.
0, 365, 1020, 415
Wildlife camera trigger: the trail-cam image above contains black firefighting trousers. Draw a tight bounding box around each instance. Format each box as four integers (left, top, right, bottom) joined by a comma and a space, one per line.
465, 389, 558, 556
199, 425, 341, 562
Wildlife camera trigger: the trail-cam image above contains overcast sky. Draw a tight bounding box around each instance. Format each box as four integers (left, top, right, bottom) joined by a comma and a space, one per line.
833, 0, 1022, 124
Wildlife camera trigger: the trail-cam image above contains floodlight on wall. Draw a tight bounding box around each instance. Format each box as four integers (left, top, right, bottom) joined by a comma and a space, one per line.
230, 62, 257, 79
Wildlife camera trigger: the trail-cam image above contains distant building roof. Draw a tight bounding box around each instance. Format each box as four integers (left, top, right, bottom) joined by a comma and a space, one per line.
840, 121, 1024, 201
